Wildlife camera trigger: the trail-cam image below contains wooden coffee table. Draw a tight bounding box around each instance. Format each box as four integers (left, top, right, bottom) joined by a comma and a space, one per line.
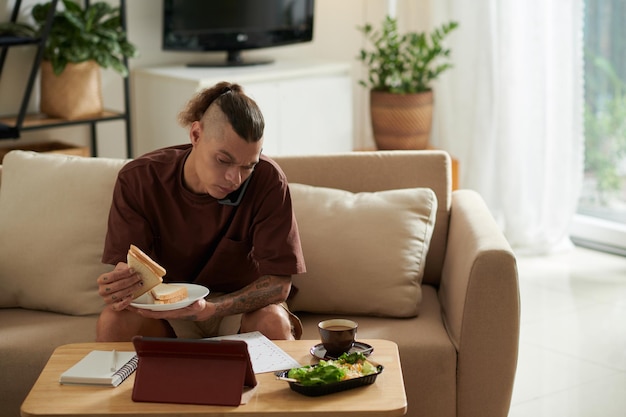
21, 339, 407, 417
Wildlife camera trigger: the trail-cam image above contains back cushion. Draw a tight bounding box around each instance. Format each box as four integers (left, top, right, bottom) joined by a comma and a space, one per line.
271, 151, 452, 286
288, 183, 437, 318
0, 151, 128, 315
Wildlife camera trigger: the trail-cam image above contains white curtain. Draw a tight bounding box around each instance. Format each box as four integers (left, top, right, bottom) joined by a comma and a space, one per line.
430, 0, 585, 254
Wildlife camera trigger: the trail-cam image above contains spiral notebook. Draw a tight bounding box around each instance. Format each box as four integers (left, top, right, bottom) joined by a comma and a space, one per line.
59, 350, 138, 387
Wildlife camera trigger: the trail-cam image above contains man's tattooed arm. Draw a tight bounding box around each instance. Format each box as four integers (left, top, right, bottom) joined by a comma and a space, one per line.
205, 275, 292, 318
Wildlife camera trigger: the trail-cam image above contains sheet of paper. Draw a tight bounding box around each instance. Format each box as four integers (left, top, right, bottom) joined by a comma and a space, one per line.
209, 331, 302, 374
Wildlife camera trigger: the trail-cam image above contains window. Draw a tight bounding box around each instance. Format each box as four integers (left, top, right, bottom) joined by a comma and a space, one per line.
572, 0, 626, 256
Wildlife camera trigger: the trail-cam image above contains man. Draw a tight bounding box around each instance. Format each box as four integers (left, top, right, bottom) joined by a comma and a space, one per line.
95, 82, 306, 342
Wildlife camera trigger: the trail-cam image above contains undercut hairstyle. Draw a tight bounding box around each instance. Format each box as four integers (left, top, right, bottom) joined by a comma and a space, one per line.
177, 81, 265, 142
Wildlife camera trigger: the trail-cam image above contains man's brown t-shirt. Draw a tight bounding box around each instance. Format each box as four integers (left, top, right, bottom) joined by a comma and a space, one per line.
102, 144, 305, 292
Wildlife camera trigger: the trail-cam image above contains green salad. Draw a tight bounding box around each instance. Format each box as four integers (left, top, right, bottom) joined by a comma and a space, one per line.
287, 352, 378, 386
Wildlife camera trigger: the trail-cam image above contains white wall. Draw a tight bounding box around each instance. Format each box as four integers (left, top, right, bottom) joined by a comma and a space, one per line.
0, 0, 430, 158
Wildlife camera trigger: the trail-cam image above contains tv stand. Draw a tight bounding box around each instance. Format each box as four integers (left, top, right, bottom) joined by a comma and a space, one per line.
133, 60, 353, 157
187, 50, 274, 68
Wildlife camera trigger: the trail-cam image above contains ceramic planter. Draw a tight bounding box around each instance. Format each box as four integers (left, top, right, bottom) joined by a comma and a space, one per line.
40, 60, 103, 120
369, 90, 433, 150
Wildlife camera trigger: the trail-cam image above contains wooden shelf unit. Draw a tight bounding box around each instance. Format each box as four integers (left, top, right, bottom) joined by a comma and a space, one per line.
0, 0, 132, 157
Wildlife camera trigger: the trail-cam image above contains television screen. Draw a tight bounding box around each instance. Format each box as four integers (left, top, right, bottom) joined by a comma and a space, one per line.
163, 0, 315, 66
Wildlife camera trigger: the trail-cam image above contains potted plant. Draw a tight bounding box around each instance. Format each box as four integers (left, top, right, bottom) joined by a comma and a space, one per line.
358, 16, 458, 150
28, 0, 138, 119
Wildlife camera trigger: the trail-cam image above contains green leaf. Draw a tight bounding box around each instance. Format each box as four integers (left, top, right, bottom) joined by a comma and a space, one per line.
0, 22, 37, 37
287, 364, 345, 386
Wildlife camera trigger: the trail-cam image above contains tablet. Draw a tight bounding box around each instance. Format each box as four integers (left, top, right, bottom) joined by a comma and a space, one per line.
131, 336, 257, 406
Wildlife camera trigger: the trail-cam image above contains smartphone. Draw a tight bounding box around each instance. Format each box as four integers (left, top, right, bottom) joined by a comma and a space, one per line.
217, 174, 252, 206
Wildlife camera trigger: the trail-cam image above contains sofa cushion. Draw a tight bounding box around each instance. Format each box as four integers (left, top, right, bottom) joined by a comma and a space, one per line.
288, 183, 437, 318
0, 151, 128, 315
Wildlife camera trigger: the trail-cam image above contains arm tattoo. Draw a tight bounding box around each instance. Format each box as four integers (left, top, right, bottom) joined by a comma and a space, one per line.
212, 275, 288, 316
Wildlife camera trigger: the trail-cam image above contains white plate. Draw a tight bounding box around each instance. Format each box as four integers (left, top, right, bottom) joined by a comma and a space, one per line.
130, 283, 209, 311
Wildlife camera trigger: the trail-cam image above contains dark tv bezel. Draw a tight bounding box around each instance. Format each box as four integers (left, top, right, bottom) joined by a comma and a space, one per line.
162, 0, 315, 67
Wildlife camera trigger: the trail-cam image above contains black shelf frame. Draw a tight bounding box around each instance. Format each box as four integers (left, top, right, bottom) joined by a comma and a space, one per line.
0, 0, 132, 158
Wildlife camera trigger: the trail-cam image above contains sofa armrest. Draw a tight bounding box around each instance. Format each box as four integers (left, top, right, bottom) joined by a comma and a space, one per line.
439, 189, 520, 417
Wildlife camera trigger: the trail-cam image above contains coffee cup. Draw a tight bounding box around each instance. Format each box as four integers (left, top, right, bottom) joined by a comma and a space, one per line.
318, 319, 358, 357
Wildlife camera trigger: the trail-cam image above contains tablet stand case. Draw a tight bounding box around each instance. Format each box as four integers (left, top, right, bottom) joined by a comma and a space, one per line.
131, 336, 257, 406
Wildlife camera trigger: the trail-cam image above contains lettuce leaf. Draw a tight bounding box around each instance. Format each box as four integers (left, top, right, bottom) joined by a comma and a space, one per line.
287, 363, 345, 386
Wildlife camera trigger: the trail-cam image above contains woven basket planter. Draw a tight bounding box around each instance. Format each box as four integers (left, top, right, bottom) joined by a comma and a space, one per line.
40, 60, 103, 120
369, 90, 433, 150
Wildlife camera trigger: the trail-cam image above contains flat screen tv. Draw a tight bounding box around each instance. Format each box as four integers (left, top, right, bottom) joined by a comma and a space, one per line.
162, 0, 315, 67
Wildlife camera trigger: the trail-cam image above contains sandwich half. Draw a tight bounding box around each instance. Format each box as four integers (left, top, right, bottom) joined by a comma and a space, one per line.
127, 244, 166, 299
150, 283, 188, 304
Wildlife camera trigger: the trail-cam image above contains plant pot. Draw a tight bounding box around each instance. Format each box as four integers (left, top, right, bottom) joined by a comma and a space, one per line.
369, 90, 433, 150
40, 60, 103, 120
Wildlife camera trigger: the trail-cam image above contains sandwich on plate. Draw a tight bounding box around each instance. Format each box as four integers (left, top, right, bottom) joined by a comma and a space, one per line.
150, 283, 188, 304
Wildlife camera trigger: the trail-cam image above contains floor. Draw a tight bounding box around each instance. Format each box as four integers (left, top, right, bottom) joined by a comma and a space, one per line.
508, 246, 626, 416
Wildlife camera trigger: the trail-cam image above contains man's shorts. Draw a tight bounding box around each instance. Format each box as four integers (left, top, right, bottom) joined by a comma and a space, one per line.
167, 294, 302, 340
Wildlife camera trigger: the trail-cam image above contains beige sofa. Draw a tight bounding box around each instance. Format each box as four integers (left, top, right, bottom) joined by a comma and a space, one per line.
0, 149, 520, 417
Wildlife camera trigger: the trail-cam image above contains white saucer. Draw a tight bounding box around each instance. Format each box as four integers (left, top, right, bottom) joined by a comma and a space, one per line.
310, 341, 374, 360
130, 283, 209, 311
